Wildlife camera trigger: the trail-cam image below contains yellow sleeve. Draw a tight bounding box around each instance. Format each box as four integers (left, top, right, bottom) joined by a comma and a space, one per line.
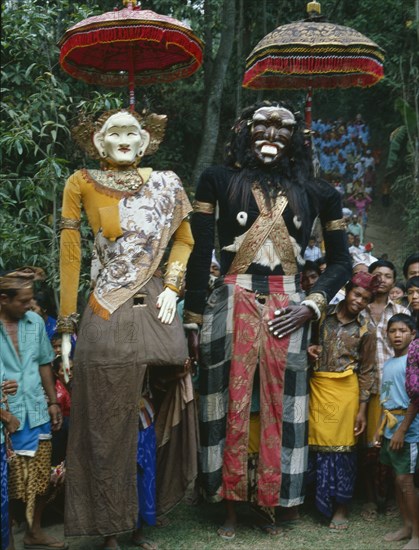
164, 219, 194, 293
59, 172, 82, 330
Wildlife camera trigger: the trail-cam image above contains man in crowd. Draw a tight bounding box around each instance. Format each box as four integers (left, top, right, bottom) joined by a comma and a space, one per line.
347, 214, 363, 243
349, 235, 366, 263
304, 236, 322, 262
0, 268, 66, 550
403, 252, 419, 281
308, 272, 378, 530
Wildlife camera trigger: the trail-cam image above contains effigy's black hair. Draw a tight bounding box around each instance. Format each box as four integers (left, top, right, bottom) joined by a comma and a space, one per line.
224, 100, 318, 242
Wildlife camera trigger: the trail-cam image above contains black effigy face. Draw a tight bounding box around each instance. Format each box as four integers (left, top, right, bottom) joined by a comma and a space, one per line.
250, 106, 296, 167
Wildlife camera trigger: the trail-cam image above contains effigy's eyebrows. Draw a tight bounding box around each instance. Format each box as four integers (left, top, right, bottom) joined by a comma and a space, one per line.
252, 108, 296, 127
107, 124, 140, 132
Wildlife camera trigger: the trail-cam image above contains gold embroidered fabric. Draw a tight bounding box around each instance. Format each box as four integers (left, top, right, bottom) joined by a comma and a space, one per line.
325, 218, 347, 231
228, 186, 297, 276
86, 168, 144, 193
164, 260, 186, 291
183, 310, 203, 325
193, 200, 215, 214
306, 292, 327, 314
309, 445, 356, 453
57, 313, 80, 333
59, 217, 81, 231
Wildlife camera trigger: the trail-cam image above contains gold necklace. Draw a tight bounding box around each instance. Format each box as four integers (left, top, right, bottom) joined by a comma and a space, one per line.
88, 168, 144, 193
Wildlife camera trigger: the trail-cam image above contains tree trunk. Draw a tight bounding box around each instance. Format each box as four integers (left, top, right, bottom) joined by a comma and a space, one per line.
191, 0, 236, 186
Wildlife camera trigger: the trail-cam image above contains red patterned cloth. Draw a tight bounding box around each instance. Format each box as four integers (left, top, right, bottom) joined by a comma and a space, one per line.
55, 379, 71, 418
406, 339, 419, 408
221, 276, 290, 507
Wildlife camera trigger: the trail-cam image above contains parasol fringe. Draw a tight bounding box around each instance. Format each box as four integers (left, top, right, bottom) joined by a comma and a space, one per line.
243, 54, 383, 89
60, 24, 202, 87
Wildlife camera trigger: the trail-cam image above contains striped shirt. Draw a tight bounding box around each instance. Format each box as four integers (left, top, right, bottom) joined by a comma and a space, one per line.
362, 298, 410, 393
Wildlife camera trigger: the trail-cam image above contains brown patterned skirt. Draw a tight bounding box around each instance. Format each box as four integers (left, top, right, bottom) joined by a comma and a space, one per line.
65, 277, 188, 536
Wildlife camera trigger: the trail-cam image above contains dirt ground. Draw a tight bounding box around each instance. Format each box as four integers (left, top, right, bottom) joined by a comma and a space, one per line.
360, 199, 406, 271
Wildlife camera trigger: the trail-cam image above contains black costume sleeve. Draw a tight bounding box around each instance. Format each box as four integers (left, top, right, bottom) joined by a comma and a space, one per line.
184, 167, 218, 317
308, 180, 352, 303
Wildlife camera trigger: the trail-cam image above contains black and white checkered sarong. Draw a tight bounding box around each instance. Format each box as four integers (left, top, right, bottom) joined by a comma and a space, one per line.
199, 274, 310, 507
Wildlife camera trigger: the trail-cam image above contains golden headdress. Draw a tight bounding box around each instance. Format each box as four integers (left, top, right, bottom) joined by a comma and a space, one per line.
72, 109, 167, 160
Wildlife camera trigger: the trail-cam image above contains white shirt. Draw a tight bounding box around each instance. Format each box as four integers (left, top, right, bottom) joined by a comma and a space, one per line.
304, 245, 322, 261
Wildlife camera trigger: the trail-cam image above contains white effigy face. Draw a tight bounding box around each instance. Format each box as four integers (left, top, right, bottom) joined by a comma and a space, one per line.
93, 112, 150, 166
251, 106, 296, 166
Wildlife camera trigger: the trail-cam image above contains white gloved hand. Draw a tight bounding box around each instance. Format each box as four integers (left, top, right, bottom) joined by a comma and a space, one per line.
156, 287, 178, 324
61, 333, 72, 384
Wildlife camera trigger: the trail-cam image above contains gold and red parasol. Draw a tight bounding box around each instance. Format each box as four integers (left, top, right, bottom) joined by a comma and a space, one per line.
242, 1, 384, 127
58, 0, 203, 108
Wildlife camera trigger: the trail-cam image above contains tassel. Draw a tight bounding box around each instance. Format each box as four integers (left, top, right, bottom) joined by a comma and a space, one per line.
88, 293, 111, 320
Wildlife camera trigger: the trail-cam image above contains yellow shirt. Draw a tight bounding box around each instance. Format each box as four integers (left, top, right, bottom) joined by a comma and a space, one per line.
59, 168, 193, 323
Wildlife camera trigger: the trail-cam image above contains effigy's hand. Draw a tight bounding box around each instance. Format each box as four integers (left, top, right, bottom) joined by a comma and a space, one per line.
156, 287, 178, 324
268, 305, 314, 339
61, 333, 72, 384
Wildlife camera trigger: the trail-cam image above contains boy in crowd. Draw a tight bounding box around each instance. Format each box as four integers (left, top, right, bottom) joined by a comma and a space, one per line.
361, 260, 410, 519
374, 314, 419, 549
308, 272, 378, 530
301, 261, 321, 294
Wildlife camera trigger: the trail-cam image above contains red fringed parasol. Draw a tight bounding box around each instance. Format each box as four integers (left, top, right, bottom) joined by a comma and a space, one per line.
242, 1, 384, 127
58, 1, 203, 108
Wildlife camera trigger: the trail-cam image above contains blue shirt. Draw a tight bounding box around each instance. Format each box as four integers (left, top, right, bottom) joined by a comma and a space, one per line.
381, 355, 419, 443
0, 311, 54, 431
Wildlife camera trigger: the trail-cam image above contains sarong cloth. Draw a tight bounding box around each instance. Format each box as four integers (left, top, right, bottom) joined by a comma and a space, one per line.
1, 442, 9, 550
64, 277, 188, 537
155, 373, 198, 516
199, 274, 309, 508
309, 369, 358, 450
137, 424, 156, 528
8, 440, 52, 527
308, 452, 357, 517
308, 369, 359, 517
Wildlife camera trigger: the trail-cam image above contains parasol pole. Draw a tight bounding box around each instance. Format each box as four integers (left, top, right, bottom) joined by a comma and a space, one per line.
304, 2, 320, 131
125, 0, 137, 110
305, 86, 313, 129
128, 44, 136, 111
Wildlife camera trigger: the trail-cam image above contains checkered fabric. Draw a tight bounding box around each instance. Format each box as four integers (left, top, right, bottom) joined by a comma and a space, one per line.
198, 274, 310, 507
